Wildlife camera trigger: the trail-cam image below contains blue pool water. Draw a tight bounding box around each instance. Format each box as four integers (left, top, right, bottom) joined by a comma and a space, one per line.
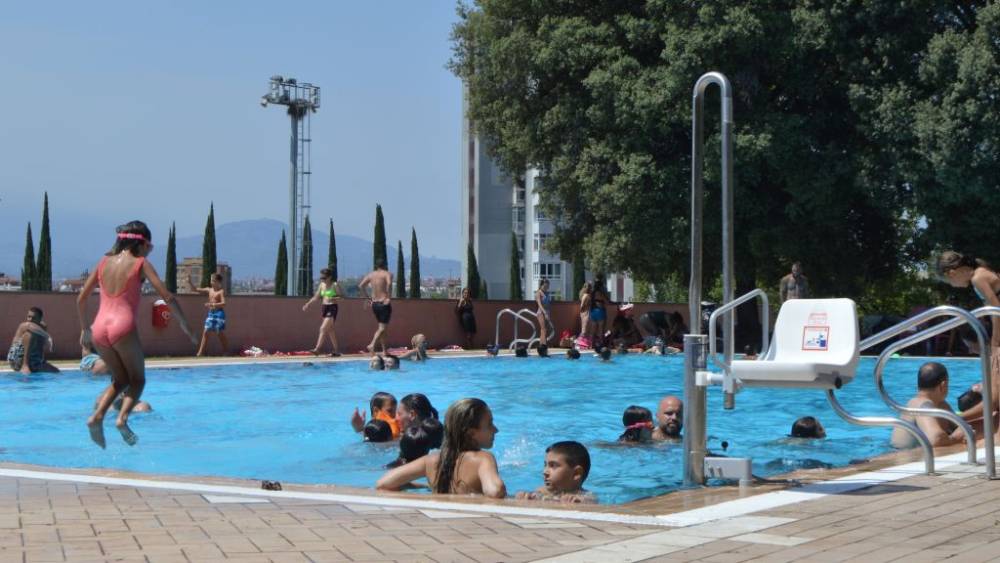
0, 355, 983, 504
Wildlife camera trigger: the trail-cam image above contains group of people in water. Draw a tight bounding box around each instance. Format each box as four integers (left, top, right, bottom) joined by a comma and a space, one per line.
8, 220, 1000, 504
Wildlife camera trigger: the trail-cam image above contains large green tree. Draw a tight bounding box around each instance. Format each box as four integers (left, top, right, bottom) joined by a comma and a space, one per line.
275, 230, 288, 296
409, 228, 421, 299
200, 203, 217, 287
165, 222, 177, 293
450, 1, 982, 329
35, 192, 51, 291
395, 241, 406, 298
509, 231, 522, 300
21, 223, 35, 290
328, 219, 338, 281
373, 204, 387, 269
466, 243, 481, 299
298, 215, 314, 296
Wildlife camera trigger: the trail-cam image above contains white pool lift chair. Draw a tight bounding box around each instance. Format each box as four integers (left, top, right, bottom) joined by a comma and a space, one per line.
728, 298, 860, 390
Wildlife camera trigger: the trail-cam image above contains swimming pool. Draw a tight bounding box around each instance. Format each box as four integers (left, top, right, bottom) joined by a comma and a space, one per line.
0, 355, 983, 504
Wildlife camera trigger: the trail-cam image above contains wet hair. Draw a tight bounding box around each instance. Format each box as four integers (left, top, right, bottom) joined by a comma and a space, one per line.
790, 416, 823, 438
211, 273, 223, 283
386, 418, 444, 468
400, 393, 438, 421
384, 354, 400, 370
936, 250, 990, 277
515, 345, 528, 358
537, 344, 549, 357
363, 420, 393, 442
547, 441, 591, 482
567, 348, 581, 360
375, 258, 387, 270
744, 344, 755, 356
434, 398, 491, 494
599, 347, 612, 361
917, 362, 949, 390
616, 343, 628, 355
320, 267, 333, 280
619, 405, 653, 442
370, 356, 385, 370
369, 392, 397, 419
486, 344, 499, 356
108, 220, 152, 257
958, 389, 983, 412
28, 307, 43, 321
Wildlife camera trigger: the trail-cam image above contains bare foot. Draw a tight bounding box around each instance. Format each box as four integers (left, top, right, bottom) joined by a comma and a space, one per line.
87, 418, 106, 449
366, 344, 374, 353
308, 349, 320, 356
116, 421, 138, 446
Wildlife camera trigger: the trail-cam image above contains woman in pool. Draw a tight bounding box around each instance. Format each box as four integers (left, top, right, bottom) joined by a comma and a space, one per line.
937, 251, 1000, 425
302, 268, 343, 356
578, 282, 592, 340
455, 287, 476, 349
77, 220, 196, 448
535, 278, 554, 347
376, 398, 506, 498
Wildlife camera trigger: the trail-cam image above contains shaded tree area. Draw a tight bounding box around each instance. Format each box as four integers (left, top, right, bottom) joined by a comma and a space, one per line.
396, 240, 406, 298
21, 223, 35, 290
274, 230, 288, 296
298, 215, 314, 296
410, 228, 421, 299
450, 1, 992, 327
166, 222, 177, 293
201, 203, 217, 288
373, 204, 387, 269
328, 219, 338, 281
35, 192, 51, 291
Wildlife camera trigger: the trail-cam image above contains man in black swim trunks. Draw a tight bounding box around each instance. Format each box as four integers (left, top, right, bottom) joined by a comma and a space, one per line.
359, 258, 393, 355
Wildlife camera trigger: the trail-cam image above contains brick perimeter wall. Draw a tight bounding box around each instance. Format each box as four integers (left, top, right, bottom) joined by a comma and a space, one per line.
1, 292, 687, 359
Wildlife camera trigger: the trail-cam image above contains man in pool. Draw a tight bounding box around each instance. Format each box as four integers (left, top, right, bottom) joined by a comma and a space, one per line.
891, 362, 971, 448
652, 395, 683, 441
358, 258, 393, 356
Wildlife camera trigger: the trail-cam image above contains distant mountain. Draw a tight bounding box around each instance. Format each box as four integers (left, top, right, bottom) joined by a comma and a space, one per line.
1, 218, 459, 281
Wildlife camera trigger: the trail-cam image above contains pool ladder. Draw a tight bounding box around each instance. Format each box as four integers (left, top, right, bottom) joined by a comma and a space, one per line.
495, 308, 547, 350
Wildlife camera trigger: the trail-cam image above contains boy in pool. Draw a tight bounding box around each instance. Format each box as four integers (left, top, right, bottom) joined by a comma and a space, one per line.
515, 441, 595, 504
80, 331, 109, 375
351, 392, 401, 439
196, 273, 229, 357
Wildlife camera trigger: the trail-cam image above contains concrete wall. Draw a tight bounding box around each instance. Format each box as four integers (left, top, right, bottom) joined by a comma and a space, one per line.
1, 292, 688, 359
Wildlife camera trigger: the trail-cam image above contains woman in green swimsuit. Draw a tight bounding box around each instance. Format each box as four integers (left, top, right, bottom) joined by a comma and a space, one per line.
302, 268, 343, 356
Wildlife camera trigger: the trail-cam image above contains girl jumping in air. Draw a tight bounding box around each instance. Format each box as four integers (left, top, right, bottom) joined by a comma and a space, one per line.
77, 221, 196, 448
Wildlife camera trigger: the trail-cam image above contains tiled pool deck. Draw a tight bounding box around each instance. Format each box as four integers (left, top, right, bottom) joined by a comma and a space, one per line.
4, 354, 1000, 561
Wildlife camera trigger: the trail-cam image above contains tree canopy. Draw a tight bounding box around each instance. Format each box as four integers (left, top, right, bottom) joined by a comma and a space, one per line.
450, 1, 994, 310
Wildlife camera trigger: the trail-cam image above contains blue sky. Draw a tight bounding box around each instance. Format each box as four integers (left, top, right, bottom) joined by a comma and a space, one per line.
0, 1, 463, 263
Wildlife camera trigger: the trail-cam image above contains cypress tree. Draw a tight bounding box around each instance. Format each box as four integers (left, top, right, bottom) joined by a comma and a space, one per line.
409, 228, 421, 299
165, 222, 177, 293
373, 204, 387, 269
573, 250, 586, 299
395, 241, 406, 298
35, 192, 52, 291
200, 203, 217, 287
275, 230, 288, 296
298, 215, 314, 295
509, 232, 522, 300
480, 278, 489, 300
21, 223, 35, 291
467, 243, 481, 299
328, 219, 338, 281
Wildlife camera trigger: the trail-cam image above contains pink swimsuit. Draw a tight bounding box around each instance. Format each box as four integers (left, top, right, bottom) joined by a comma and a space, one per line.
91, 256, 145, 347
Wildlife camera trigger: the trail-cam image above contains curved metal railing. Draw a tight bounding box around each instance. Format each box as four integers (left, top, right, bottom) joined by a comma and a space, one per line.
495, 308, 540, 351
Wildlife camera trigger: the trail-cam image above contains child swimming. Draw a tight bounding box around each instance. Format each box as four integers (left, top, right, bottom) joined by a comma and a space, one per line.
77, 221, 197, 448
376, 398, 506, 498
619, 405, 654, 443
386, 418, 444, 469
515, 441, 595, 504
351, 392, 401, 439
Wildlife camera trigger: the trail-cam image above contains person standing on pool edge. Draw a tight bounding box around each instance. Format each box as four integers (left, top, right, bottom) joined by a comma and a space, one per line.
359, 258, 393, 355
302, 268, 343, 356
77, 220, 197, 448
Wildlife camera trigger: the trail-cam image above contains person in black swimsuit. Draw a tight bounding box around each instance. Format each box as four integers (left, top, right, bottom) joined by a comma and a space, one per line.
359, 259, 393, 355
455, 287, 477, 349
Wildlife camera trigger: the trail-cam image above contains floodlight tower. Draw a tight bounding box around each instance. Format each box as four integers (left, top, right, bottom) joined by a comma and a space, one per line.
260, 75, 320, 295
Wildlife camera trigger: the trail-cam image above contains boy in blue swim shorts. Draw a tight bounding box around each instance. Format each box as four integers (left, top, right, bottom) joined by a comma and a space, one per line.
196, 273, 229, 356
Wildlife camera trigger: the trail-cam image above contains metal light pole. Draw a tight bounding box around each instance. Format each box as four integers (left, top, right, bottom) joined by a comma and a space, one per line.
260, 75, 320, 295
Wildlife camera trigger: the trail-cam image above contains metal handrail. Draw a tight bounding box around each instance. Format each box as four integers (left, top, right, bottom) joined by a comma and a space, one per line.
494, 308, 538, 351
872, 308, 981, 466
870, 306, 997, 476
827, 389, 935, 474
708, 288, 770, 373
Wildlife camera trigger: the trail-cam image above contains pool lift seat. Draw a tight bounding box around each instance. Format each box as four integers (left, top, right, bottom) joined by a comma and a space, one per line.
708, 298, 860, 392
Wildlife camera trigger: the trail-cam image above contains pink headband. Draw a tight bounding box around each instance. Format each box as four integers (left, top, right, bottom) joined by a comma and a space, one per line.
117, 233, 148, 242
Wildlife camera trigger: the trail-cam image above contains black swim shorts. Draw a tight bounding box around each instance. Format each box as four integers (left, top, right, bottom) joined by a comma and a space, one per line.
372, 302, 392, 324
322, 304, 339, 319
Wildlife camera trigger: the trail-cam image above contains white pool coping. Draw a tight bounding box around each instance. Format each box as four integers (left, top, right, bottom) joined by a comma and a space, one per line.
1, 447, 994, 529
